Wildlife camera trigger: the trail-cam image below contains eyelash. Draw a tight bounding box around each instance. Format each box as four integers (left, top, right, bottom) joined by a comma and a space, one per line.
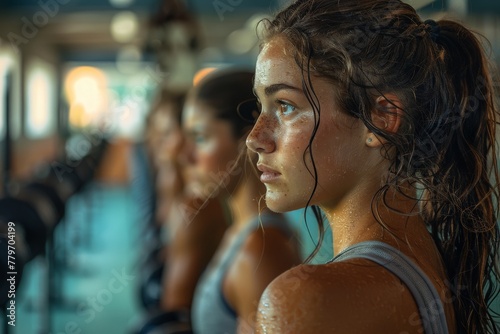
253, 99, 296, 118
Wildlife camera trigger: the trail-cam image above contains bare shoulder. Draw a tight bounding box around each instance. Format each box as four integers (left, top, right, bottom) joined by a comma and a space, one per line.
227, 222, 301, 295
224, 222, 302, 326
256, 260, 423, 334
244, 222, 298, 257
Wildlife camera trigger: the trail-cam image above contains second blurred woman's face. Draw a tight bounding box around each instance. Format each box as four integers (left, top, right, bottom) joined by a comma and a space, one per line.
182, 100, 241, 199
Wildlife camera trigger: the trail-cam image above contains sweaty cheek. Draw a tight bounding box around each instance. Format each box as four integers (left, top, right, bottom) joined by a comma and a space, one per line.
285, 117, 314, 162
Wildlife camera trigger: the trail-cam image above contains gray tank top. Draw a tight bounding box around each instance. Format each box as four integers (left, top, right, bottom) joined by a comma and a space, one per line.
332, 240, 449, 334
192, 214, 294, 334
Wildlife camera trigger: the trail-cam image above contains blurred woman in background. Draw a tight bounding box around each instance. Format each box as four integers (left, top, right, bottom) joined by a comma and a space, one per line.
182, 68, 302, 334
135, 88, 227, 334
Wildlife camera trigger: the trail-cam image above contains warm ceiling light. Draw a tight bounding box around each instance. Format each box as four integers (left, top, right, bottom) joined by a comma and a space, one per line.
64, 66, 108, 128
193, 67, 217, 86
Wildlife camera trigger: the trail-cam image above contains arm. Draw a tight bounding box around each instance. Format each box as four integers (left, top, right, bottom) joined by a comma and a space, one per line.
255, 260, 425, 334
223, 226, 302, 334
160, 197, 227, 310
255, 263, 348, 334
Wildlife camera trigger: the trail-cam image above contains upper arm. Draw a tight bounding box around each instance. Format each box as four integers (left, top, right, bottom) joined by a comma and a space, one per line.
255, 265, 327, 334
255, 261, 423, 334
161, 198, 227, 310
226, 227, 302, 331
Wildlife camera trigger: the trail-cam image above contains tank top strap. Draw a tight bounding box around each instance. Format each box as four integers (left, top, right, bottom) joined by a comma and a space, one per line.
332, 240, 449, 334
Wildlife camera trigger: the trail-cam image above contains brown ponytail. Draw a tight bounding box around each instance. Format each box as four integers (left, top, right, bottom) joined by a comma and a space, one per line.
424, 19, 500, 333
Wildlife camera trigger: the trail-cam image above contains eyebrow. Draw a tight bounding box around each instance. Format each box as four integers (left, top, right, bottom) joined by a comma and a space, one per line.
254, 83, 303, 97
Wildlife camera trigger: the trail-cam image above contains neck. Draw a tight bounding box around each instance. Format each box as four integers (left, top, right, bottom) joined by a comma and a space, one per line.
322, 183, 426, 255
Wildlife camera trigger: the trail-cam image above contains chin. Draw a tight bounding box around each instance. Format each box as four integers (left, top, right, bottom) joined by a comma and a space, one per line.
265, 191, 304, 213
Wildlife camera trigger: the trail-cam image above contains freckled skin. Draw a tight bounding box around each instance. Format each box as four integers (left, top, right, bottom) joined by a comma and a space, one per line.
247, 37, 456, 333
248, 36, 372, 214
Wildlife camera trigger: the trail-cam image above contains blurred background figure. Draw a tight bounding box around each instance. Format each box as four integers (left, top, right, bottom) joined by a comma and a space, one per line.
132, 88, 187, 315
133, 83, 228, 334
0, 0, 498, 333
182, 68, 302, 334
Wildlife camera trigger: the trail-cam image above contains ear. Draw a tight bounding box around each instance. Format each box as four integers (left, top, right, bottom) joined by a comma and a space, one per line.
365, 93, 403, 147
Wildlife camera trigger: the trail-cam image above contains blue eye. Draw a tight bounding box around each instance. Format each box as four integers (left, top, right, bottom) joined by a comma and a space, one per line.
279, 102, 296, 116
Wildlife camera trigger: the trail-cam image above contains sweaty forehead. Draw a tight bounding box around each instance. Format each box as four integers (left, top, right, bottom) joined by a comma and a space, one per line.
254, 37, 302, 90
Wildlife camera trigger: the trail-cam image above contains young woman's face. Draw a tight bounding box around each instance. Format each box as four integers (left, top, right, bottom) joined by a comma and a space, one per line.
246, 36, 372, 213
182, 100, 241, 199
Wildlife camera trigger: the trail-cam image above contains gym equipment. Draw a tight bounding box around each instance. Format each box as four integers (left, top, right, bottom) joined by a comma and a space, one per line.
0, 136, 109, 334
139, 261, 165, 312
135, 309, 192, 334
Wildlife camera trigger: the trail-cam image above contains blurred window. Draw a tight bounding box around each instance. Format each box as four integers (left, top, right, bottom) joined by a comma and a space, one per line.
25, 58, 57, 138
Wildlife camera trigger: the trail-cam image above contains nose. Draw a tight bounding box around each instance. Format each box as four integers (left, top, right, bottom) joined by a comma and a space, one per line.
246, 113, 276, 154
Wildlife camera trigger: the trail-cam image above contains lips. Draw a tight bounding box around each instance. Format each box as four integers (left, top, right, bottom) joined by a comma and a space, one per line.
257, 164, 281, 183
